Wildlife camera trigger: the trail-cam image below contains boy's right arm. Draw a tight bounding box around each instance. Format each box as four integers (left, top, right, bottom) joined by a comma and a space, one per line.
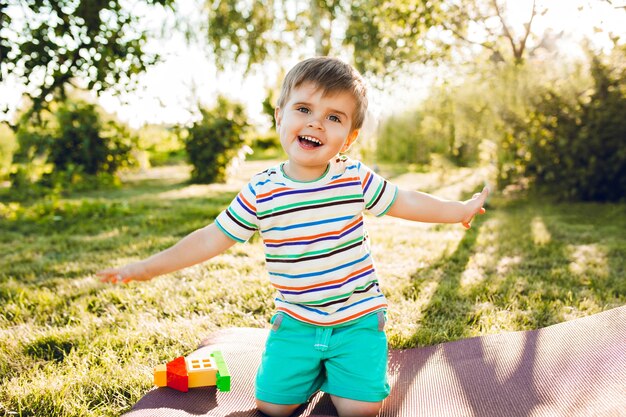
97, 223, 236, 284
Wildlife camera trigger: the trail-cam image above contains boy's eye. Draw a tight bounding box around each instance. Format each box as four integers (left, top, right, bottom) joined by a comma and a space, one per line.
328, 115, 341, 123
297, 107, 310, 114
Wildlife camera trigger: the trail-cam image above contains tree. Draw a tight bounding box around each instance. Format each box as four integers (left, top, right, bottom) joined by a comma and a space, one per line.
206, 0, 446, 76
0, 0, 175, 126
439, 0, 542, 65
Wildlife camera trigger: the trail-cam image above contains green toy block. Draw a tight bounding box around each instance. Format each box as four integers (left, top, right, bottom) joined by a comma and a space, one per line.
211, 351, 231, 392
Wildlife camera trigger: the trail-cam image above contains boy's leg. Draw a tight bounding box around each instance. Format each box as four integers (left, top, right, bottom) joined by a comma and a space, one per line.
321, 311, 389, 417
255, 399, 301, 417
255, 313, 326, 412
329, 396, 382, 417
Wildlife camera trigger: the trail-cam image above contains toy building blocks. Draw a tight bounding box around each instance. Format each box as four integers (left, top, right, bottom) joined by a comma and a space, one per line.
154, 351, 231, 392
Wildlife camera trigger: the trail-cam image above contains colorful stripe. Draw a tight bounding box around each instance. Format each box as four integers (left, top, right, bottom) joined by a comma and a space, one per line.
257, 178, 360, 203
266, 237, 363, 261
276, 270, 376, 296
264, 217, 363, 247
257, 194, 363, 219
276, 304, 388, 326
268, 254, 370, 279
214, 158, 397, 326
261, 215, 354, 233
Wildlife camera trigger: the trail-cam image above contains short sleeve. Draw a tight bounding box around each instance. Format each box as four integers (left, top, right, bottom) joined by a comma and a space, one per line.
214, 182, 259, 243
358, 162, 398, 217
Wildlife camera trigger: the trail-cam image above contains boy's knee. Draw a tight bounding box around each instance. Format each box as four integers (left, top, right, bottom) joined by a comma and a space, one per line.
255, 399, 301, 417
330, 396, 382, 417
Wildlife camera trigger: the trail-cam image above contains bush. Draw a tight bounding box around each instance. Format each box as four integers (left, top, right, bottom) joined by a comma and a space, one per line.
0, 123, 17, 180
49, 101, 134, 175
10, 99, 135, 196
137, 124, 185, 167
522, 54, 626, 201
185, 96, 250, 183
376, 83, 487, 167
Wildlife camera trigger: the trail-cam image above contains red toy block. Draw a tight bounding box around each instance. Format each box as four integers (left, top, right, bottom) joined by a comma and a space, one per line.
166, 356, 188, 392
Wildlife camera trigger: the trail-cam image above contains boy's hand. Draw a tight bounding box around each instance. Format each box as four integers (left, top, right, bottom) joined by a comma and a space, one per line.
461, 186, 489, 229
97, 261, 152, 284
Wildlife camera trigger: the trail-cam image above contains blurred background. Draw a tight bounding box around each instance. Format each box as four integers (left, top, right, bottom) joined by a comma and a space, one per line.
1, 0, 625, 199
1, 3, 625, 415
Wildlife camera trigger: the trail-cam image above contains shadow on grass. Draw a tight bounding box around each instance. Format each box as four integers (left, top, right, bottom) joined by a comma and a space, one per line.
0, 186, 240, 286
387, 199, 626, 417
383, 223, 482, 416
385, 216, 547, 416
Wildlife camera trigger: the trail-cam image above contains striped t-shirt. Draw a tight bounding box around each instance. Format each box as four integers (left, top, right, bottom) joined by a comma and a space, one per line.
214, 156, 398, 326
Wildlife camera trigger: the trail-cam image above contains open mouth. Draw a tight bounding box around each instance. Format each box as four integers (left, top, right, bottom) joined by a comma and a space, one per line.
298, 135, 322, 148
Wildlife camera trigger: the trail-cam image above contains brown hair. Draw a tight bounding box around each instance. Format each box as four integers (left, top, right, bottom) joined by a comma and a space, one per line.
276, 57, 368, 130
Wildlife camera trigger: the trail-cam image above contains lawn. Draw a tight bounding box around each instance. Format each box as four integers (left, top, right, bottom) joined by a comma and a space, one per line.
1, 160, 624, 416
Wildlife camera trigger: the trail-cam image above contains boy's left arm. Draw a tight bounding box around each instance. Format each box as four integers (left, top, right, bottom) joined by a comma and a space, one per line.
386, 186, 489, 229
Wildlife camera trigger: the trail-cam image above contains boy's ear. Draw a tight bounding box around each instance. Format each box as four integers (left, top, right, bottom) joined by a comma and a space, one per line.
341, 129, 359, 153
274, 107, 282, 128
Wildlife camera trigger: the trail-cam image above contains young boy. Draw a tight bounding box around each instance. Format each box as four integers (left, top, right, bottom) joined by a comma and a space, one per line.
99, 57, 488, 417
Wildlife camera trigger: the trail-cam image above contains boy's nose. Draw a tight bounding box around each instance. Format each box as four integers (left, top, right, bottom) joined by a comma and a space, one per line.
307, 118, 324, 130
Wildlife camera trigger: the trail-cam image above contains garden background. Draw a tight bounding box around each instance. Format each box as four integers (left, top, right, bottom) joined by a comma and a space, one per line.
1, 0, 625, 415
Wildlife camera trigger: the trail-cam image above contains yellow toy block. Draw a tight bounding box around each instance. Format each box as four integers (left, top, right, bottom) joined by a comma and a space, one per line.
153, 351, 230, 392
154, 364, 167, 387
186, 356, 217, 388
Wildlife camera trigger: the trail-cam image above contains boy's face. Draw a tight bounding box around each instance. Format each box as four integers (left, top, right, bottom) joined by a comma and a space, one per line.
275, 82, 359, 178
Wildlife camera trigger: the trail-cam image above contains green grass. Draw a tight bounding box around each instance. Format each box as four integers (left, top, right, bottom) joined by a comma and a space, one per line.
1, 160, 624, 416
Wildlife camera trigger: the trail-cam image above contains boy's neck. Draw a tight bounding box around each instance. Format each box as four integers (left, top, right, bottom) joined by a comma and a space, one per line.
283, 161, 330, 182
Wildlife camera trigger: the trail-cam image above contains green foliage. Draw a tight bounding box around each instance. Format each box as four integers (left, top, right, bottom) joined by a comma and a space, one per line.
377, 110, 446, 165
49, 101, 133, 175
0, 123, 17, 180
253, 132, 281, 151
376, 84, 483, 166
185, 97, 250, 183
518, 53, 626, 201
1, 0, 176, 118
345, 0, 445, 75
378, 46, 625, 203
206, 0, 445, 76
136, 124, 185, 167
261, 90, 277, 131
208, 0, 276, 70
10, 100, 134, 197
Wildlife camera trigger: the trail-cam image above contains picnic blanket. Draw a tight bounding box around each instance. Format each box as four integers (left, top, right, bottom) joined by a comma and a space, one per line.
123, 305, 626, 417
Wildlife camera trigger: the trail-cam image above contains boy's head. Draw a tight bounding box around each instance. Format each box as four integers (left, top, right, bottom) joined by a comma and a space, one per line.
276, 57, 368, 131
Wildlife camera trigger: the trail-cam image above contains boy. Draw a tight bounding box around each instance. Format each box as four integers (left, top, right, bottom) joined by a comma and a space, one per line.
99, 57, 488, 417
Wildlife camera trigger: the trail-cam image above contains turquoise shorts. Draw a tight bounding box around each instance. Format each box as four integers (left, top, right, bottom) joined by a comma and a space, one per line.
255, 311, 390, 404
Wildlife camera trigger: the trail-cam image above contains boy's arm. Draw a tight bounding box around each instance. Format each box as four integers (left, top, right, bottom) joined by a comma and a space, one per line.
97, 223, 237, 284
386, 186, 489, 228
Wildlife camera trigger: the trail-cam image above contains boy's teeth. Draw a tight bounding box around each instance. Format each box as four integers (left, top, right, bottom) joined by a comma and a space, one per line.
299, 135, 322, 145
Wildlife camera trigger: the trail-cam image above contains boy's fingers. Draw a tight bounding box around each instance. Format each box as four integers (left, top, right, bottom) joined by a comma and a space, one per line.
97, 271, 125, 284
480, 186, 490, 201
479, 207, 486, 214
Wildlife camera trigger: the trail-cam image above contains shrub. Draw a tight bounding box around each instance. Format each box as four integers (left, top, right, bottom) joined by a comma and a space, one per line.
137, 124, 185, 167
522, 54, 626, 201
377, 109, 449, 165
10, 100, 135, 195
0, 123, 17, 180
185, 96, 250, 183
49, 101, 134, 175
376, 83, 487, 167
